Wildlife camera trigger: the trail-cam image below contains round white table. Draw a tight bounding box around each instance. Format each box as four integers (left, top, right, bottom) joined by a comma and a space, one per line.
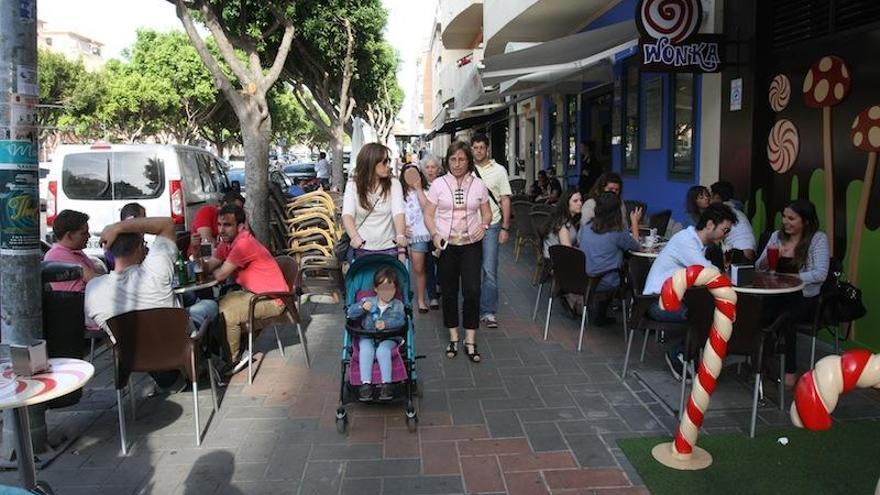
731, 272, 804, 295
0, 358, 94, 493
629, 248, 660, 259
172, 279, 218, 295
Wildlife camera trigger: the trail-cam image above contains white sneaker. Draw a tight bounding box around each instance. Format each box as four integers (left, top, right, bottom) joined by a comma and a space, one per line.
482, 314, 498, 328
231, 350, 252, 375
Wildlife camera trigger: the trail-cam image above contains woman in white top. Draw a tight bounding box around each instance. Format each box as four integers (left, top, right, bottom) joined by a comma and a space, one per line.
401, 163, 432, 313
342, 143, 407, 262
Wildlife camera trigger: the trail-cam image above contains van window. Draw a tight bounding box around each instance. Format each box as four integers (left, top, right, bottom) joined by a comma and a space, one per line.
195, 153, 217, 193
62, 152, 165, 200
178, 150, 206, 200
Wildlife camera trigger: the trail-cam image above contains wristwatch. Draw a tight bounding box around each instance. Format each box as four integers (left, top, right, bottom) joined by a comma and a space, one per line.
500, 226, 510, 232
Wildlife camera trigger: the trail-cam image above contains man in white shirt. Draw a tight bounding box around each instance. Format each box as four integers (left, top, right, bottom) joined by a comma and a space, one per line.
471, 133, 512, 329
710, 181, 756, 260
315, 151, 330, 190
642, 204, 737, 380
86, 217, 219, 389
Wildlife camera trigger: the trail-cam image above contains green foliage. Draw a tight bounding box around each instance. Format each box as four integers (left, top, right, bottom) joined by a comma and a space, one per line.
37, 49, 87, 133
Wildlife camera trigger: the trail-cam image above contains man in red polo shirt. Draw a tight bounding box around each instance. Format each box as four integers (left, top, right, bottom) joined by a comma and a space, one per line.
205, 204, 287, 374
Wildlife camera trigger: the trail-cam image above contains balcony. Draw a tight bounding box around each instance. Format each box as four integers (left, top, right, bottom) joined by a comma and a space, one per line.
483, 0, 612, 55
441, 0, 484, 49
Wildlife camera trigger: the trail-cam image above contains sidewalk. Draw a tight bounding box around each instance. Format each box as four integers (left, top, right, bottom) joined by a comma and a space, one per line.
2, 243, 878, 494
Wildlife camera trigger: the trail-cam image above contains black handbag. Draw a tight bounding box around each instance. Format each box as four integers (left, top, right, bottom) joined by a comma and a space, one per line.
336, 203, 376, 262
821, 261, 867, 325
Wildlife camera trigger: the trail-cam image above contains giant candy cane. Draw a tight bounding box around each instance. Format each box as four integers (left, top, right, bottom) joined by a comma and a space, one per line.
652, 265, 737, 469
791, 349, 880, 430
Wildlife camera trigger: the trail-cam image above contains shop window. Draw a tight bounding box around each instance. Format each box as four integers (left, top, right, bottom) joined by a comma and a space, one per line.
622, 63, 639, 175
670, 73, 696, 179
567, 95, 577, 172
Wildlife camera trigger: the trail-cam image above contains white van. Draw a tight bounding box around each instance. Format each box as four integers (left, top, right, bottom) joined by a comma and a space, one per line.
46, 143, 230, 255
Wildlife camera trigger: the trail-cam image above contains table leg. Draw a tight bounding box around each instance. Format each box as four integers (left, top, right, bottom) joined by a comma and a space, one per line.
11, 406, 37, 490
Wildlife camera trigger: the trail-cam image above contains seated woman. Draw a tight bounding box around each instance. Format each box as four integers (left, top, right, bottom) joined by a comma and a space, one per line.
531, 170, 549, 202
580, 172, 634, 226
755, 199, 829, 386
543, 189, 582, 259
577, 192, 642, 325
682, 185, 710, 229
345, 267, 406, 402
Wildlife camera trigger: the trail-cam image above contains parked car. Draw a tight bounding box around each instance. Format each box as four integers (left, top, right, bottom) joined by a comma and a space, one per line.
46, 144, 231, 255
283, 162, 317, 183
226, 168, 246, 195
227, 155, 246, 169
225, 167, 305, 198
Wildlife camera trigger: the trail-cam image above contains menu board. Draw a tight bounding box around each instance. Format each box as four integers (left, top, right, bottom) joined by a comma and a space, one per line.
644, 77, 662, 150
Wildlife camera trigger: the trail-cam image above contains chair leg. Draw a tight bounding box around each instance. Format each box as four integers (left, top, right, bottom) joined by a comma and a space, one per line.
248, 331, 254, 385
779, 354, 786, 412
620, 298, 629, 343
576, 302, 589, 352
274, 326, 285, 358
192, 373, 201, 447
810, 335, 817, 368
679, 360, 689, 420
129, 384, 136, 420
532, 283, 543, 321
514, 238, 522, 262
116, 389, 128, 455
542, 296, 553, 341
621, 329, 635, 379
207, 358, 219, 412
640, 329, 651, 362
297, 322, 310, 368
89, 338, 96, 363
750, 372, 761, 438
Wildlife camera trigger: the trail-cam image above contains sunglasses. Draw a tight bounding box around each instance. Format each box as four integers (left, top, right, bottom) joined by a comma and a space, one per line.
721, 227, 731, 235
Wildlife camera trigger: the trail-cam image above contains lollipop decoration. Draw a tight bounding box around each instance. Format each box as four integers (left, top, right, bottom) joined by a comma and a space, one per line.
639, 0, 702, 44
769, 74, 791, 112
803, 55, 851, 256
767, 119, 800, 174
652, 265, 737, 470
847, 105, 880, 284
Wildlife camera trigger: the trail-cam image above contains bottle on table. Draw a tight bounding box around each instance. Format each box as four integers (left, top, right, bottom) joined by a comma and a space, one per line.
176, 253, 190, 286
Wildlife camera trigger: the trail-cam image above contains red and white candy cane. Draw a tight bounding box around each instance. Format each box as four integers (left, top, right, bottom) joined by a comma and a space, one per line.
660, 265, 737, 457
791, 349, 880, 431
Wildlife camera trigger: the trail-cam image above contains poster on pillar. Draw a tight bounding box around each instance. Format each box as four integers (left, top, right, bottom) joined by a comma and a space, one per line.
0, 140, 39, 254
636, 0, 724, 73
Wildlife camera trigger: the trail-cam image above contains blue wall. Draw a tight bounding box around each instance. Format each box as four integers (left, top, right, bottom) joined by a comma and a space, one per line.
610, 58, 703, 223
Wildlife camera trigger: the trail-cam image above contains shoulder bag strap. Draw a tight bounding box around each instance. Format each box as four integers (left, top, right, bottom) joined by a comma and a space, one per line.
472, 166, 499, 208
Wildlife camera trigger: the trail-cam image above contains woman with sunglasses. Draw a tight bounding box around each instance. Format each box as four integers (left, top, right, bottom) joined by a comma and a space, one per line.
423, 142, 492, 363
342, 143, 407, 262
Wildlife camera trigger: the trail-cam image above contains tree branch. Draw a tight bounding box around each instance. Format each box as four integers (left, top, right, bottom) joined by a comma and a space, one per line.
190, 0, 253, 88
263, 21, 295, 91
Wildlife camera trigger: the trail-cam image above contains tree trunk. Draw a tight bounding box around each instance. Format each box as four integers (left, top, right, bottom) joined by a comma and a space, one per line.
240, 108, 272, 245
330, 123, 346, 190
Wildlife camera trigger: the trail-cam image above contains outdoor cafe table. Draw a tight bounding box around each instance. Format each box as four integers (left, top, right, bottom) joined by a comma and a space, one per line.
173, 279, 219, 305
730, 271, 804, 295
0, 358, 94, 493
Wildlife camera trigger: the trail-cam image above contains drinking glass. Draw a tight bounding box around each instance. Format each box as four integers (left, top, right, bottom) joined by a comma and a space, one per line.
722, 243, 733, 273
767, 243, 780, 273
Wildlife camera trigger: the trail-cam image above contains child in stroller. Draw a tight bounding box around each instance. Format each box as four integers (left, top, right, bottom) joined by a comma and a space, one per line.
345, 267, 405, 401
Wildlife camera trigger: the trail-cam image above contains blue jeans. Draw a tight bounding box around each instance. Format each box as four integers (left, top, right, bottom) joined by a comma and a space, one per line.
480, 223, 501, 316
425, 253, 437, 300
647, 301, 687, 322
187, 299, 219, 330
359, 338, 397, 384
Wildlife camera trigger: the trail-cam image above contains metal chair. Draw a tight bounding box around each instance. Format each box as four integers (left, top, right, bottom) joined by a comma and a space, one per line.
509, 178, 526, 196
512, 201, 539, 262
105, 308, 218, 455
240, 255, 311, 384
544, 245, 627, 352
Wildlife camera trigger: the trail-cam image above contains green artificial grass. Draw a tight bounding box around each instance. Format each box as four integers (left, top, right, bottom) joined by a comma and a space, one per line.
618, 421, 880, 495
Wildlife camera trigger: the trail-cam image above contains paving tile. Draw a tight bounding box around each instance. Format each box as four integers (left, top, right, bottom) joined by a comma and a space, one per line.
350, 416, 386, 443
461, 455, 506, 493
421, 441, 461, 475
536, 385, 576, 408
572, 393, 616, 420
498, 452, 578, 472
564, 434, 618, 468
517, 407, 584, 423
265, 443, 310, 481
420, 424, 489, 442
450, 398, 485, 425
504, 471, 550, 495
522, 422, 568, 452
613, 405, 662, 432
381, 475, 464, 495
342, 477, 382, 495
299, 460, 344, 495
457, 437, 531, 456
384, 427, 421, 458
485, 410, 525, 438
310, 443, 383, 460
543, 468, 629, 490
347, 454, 420, 475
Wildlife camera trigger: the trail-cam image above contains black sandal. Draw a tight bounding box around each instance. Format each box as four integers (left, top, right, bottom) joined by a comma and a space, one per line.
464, 342, 481, 363
445, 341, 459, 359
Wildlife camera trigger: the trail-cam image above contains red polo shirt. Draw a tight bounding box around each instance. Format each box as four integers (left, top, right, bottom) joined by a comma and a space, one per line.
216, 230, 287, 296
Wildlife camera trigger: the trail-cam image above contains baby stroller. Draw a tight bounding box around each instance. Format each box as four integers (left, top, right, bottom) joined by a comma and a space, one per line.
335, 254, 422, 433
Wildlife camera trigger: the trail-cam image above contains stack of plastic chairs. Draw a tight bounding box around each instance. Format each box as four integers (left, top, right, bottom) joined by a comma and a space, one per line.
283, 190, 344, 304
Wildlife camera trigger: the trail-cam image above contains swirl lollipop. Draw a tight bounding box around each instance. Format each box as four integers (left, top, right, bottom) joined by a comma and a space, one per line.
638, 0, 702, 44
769, 74, 791, 112
767, 119, 800, 174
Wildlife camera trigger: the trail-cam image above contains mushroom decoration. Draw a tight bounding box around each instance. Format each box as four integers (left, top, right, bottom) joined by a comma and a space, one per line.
847, 105, 880, 284
803, 55, 851, 256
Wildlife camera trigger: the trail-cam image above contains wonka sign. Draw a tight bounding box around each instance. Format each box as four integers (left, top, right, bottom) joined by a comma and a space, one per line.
636, 0, 724, 73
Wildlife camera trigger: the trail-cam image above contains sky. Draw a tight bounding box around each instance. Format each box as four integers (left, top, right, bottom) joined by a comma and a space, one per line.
38, 0, 437, 132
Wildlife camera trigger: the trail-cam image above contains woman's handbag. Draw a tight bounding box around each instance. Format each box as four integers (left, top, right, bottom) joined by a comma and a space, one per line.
335, 203, 376, 262
821, 260, 867, 325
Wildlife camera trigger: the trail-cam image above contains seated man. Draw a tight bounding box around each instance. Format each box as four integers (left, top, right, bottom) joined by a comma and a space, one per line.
189, 191, 245, 255
85, 216, 219, 390
103, 202, 146, 271
643, 204, 738, 379
44, 209, 98, 292
204, 205, 289, 375
710, 181, 756, 260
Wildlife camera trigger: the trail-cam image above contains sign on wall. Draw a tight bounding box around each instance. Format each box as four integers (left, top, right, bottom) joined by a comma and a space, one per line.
636, 0, 724, 73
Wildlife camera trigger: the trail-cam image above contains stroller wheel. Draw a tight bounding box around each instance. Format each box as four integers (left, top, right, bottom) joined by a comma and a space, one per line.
405, 412, 418, 432
336, 416, 348, 434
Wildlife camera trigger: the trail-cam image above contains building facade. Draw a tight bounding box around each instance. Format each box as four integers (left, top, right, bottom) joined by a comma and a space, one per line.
37, 19, 106, 71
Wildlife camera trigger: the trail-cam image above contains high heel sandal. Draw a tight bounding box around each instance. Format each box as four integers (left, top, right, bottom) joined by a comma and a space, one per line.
464, 342, 481, 363
445, 341, 459, 359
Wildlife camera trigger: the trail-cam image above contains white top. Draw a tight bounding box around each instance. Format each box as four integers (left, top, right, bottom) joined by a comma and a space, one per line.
315, 158, 330, 179
643, 227, 712, 295
474, 160, 512, 224
85, 236, 180, 330
342, 180, 405, 251
0, 358, 94, 409
725, 201, 756, 252
404, 191, 431, 244
755, 230, 830, 297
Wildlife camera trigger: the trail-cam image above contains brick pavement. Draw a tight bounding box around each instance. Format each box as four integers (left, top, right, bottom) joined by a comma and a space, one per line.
1, 244, 878, 494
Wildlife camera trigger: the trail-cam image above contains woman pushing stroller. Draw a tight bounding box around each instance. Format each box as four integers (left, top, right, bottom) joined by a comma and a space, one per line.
346, 267, 406, 402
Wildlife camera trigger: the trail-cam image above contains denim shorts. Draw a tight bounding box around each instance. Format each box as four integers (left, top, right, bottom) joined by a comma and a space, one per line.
409, 241, 431, 253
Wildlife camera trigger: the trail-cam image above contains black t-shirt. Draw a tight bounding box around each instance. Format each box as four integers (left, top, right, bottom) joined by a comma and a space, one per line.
548, 178, 563, 197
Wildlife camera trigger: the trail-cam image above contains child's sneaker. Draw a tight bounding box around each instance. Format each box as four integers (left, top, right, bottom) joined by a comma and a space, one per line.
378, 383, 394, 401
358, 383, 373, 402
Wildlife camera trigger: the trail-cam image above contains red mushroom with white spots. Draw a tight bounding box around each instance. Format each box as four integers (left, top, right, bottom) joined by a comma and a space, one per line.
803, 55, 851, 256
847, 105, 880, 284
